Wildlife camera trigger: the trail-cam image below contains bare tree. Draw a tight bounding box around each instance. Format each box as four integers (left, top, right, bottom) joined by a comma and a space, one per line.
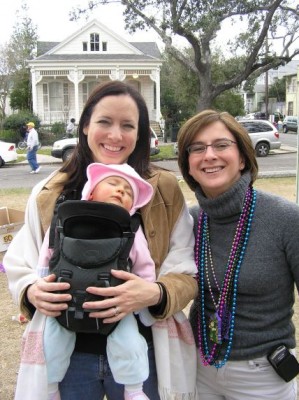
6, 2, 37, 111
70, 0, 299, 111
0, 45, 11, 121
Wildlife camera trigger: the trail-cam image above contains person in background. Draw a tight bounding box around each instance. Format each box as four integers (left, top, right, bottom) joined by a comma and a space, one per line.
277, 119, 283, 132
26, 122, 41, 174
20, 123, 28, 140
66, 118, 76, 137
177, 109, 299, 399
4, 81, 197, 400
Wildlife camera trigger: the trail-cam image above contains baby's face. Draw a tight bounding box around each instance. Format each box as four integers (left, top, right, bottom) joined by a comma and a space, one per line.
91, 176, 134, 211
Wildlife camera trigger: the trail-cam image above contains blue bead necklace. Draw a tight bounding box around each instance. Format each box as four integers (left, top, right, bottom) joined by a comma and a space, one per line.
195, 186, 257, 367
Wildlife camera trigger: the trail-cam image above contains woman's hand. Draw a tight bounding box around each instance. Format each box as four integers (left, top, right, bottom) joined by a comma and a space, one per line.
83, 269, 161, 323
26, 274, 72, 317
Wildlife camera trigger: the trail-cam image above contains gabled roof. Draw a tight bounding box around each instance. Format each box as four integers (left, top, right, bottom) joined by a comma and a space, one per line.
47, 19, 143, 55
130, 42, 161, 59
34, 18, 161, 65
36, 41, 161, 59
36, 42, 161, 61
32, 18, 161, 67
37, 42, 59, 56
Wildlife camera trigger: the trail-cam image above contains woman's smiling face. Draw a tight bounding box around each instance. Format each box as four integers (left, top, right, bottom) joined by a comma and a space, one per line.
188, 120, 245, 198
83, 94, 139, 165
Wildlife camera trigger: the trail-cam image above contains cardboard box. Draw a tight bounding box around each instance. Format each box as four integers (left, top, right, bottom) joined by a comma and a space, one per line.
0, 207, 25, 252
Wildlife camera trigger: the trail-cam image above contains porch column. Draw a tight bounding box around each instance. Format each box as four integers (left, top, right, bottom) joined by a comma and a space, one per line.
109, 68, 125, 81
68, 68, 84, 122
150, 67, 161, 121
155, 68, 161, 121
74, 83, 80, 122
30, 68, 38, 115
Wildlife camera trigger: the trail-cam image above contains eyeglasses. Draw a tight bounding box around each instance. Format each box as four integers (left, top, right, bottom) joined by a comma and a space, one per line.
187, 139, 237, 155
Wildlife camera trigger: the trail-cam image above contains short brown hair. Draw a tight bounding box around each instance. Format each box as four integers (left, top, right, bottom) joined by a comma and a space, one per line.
177, 109, 258, 191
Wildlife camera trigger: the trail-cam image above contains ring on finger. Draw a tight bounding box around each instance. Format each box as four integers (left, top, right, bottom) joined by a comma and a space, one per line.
114, 306, 120, 316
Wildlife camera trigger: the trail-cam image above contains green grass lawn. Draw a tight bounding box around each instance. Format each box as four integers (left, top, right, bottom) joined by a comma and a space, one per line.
16, 144, 176, 163
151, 144, 175, 160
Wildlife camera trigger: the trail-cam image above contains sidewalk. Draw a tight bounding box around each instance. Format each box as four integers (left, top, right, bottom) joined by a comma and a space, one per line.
272, 145, 297, 154
17, 154, 62, 165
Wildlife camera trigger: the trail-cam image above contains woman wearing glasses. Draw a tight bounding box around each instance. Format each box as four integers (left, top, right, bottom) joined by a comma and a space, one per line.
177, 109, 299, 399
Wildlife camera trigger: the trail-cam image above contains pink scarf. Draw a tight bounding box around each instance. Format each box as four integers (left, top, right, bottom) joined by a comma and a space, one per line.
152, 311, 197, 399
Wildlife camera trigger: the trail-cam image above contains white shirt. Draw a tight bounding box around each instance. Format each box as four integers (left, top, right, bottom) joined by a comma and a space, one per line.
27, 128, 39, 148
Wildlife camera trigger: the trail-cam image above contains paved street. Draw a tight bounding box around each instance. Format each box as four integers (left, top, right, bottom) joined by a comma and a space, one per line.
0, 133, 298, 190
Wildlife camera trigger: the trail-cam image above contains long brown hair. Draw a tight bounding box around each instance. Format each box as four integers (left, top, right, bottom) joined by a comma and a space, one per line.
60, 81, 152, 197
178, 109, 258, 191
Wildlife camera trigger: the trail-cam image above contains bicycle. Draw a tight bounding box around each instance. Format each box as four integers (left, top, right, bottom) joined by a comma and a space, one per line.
17, 140, 42, 150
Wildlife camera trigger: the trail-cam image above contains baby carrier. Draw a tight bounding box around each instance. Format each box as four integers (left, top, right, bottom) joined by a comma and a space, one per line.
48, 199, 140, 335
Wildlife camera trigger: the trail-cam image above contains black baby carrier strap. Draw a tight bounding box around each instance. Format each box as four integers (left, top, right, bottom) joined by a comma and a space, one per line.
48, 199, 140, 335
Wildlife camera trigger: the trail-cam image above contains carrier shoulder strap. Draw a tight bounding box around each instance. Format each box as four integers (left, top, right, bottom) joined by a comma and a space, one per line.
48, 190, 77, 249
117, 212, 141, 268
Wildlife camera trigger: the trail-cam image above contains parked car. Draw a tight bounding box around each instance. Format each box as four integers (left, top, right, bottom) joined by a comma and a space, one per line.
282, 116, 298, 133
173, 119, 280, 157
239, 119, 281, 157
0, 140, 18, 167
253, 112, 267, 120
244, 112, 267, 120
51, 137, 77, 162
51, 128, 160, 162
244, 113, 255, 120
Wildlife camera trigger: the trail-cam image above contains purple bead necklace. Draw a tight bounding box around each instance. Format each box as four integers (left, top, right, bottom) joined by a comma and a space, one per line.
195, 186, 256, 367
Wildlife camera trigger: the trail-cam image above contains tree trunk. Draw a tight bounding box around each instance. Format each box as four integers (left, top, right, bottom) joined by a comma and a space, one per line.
197, 80, 215, 112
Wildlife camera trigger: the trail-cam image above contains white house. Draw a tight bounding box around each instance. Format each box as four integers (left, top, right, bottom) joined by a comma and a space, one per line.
28, 19, 162, 126
244, 60, 299, 115
285, 71, 298, 117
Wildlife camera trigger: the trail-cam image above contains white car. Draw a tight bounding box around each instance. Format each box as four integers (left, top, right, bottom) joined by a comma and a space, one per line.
244, 113, 255, 120
51, 128, 160, 162
0, 140, 18, 167
51, 137, 78, 162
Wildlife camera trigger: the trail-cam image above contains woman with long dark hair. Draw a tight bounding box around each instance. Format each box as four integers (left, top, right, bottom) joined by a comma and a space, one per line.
5, 81, 197, 400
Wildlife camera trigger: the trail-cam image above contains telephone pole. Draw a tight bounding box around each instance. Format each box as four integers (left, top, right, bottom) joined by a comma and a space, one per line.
264, 36, 269, 120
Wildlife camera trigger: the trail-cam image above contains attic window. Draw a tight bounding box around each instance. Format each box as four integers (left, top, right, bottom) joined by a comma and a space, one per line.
83, 42, 87, 51
102, 42, 107, 51
90, 33, 99, 51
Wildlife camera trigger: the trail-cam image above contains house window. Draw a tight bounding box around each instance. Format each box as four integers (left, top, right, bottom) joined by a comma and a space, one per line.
49, 82, 63, 111
153, 83, 156, 110
287, 77, 296, 93
82, 81, 99, 104
83, 42, 88, 51
102, 42, 107, 51
43, 82, 69, 112
43, 84, 49, 111
82, 83, 88, 104
63, 83, 69, 108
90, 33, 99, 51
127, 80, 140, 92
288, 102, 294, 116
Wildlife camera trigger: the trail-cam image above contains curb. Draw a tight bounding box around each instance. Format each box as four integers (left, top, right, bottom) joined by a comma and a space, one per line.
12, 146, 298, 179
257, 171, 296, 178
